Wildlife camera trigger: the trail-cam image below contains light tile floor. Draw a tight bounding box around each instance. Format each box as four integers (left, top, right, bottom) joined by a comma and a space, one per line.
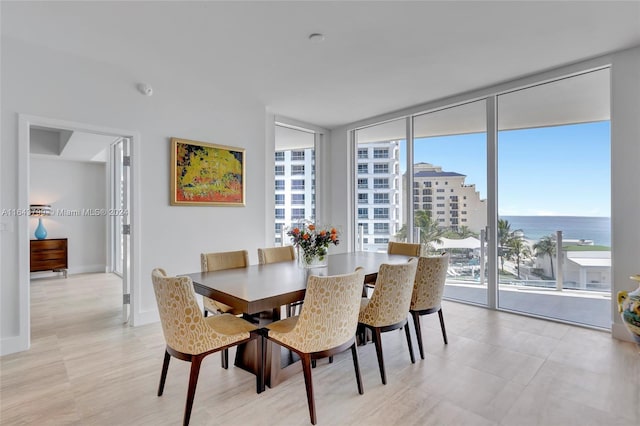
1, 273, 638, 425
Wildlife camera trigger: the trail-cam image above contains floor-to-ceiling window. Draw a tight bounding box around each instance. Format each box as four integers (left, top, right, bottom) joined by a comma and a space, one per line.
351, 68, 611, 329
413, 100, 488, 305
274, 124, 316, 246
497, 68, 611, 327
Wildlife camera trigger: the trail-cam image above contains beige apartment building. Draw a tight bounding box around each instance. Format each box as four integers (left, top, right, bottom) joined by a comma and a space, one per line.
409, 162, 487, 233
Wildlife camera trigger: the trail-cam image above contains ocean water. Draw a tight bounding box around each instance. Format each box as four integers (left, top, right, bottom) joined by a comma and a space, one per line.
501, 216, 611, 247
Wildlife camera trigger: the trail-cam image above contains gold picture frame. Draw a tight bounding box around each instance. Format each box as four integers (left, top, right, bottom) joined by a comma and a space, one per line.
170, 138, 246, 206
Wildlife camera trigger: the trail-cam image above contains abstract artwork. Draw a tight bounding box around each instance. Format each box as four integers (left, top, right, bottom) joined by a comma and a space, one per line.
170, 138, 245, 206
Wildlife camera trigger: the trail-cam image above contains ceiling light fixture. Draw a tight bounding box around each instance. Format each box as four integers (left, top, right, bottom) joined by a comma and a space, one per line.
308, 33, 325, 43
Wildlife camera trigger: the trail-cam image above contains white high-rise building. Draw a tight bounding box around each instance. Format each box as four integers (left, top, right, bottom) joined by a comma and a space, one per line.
273, 148, 315, 246
356, 141, 402, 252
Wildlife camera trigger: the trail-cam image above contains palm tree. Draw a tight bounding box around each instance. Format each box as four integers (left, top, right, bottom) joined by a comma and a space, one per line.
506, 235, 531, 279
498, 219, 512, 272
395, 224, 408, 242
456, 226, 477, 238
409, 210, 445, 254
533, 235, 556, 279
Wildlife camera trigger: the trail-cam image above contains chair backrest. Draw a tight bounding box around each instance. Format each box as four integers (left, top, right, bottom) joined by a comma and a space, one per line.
151, 268, 242, 355
201, 250, 249, 272
411, 253, 450, 311
287, 268, 365, 353
257, 246, 295, 265
360, 259, 418, 327
388, 241, 421, 256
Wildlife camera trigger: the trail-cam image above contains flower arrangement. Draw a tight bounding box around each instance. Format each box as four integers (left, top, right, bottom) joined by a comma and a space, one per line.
287, 223, 339, 267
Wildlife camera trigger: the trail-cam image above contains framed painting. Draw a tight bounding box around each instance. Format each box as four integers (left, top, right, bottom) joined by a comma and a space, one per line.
170, 138, 246, 206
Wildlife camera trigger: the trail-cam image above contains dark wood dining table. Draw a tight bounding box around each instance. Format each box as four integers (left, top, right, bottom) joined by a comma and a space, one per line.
184, 251, 411, 392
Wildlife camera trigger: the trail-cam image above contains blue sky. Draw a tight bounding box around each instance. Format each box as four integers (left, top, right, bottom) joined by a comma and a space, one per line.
400, 121, 611, 217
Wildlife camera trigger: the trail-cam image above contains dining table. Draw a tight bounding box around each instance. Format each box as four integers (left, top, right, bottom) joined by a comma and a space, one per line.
184, 251, 411, 393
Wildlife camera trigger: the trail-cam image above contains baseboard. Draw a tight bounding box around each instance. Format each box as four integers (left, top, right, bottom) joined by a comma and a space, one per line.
69, 265, 106, 274
0, 334, 29, 356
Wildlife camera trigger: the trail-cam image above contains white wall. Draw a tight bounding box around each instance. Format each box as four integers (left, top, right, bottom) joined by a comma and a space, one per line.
1, 36, 268, 354
30, 157, 107, 274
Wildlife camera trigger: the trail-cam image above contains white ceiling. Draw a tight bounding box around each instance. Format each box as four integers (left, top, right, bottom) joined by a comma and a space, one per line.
3, 1, 640, 131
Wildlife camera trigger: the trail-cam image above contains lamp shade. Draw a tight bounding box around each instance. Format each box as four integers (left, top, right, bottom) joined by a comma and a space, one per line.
30, 204, 52, 216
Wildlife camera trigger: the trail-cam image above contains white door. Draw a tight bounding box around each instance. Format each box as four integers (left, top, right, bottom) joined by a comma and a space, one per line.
112, 137, 131, 323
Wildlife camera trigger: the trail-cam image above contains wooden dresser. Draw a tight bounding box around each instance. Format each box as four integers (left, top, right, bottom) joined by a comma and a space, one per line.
30, 238, 68, 278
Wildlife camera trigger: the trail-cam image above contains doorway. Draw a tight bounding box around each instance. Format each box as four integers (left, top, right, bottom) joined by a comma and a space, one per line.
18, 114, 140, 350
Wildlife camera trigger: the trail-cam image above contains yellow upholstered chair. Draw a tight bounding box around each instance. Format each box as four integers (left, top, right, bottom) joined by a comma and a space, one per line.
387, 241, 421, 256
151, 268, 260, 426
258, 246, 300, 317
358, 259, 418, 385
265, 268, 366, 425
364, 241, 421, 297
410, 253, 450, 359
257, 245, 295, 264
200, 250, 249, 316
200, 250, 249, 368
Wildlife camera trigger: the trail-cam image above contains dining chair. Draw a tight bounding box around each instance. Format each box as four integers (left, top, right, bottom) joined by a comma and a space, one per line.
151, 268, 261, 426
200, 249, 249, 368
363, 241, 421, 298
358, 259, 418, 385
257, 245, 300, 317
387, 241, 421, 256
265, 268, 366, 425
410, 253, 450, 359
200, 250, 249, 316
257, 245, 295, 264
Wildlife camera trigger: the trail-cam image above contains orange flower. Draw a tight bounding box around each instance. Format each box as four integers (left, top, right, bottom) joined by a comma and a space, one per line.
308, 224, 315, 231
292, 227, 300, 234
319, 230, 326, 236
302, 234, 310, 240
330, 228, 337, 234
330, 235, 337, 241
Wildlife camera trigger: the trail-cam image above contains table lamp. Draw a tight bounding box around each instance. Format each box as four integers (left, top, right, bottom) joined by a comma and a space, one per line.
30, 204, 52, 240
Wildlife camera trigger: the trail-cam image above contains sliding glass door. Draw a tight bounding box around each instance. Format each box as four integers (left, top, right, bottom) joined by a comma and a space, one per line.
496, 69, 611, 327
413, 100, 488, 305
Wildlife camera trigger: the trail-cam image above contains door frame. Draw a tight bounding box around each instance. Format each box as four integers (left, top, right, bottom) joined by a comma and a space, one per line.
17, 114, 141, 351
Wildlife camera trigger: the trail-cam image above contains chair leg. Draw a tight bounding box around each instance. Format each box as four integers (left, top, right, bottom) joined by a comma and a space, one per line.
411, 311, 425, 360
438, 308, 448, 344
184, 355, 203, 426
350, 342, 364, 395
158, 350, 171, 396
300, 354, 317, 425
404, 323, 415, 364
372, 328, 387, 385
329, 356, 333, 363
204, 309, 208, 318
221, 348, 229, 369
